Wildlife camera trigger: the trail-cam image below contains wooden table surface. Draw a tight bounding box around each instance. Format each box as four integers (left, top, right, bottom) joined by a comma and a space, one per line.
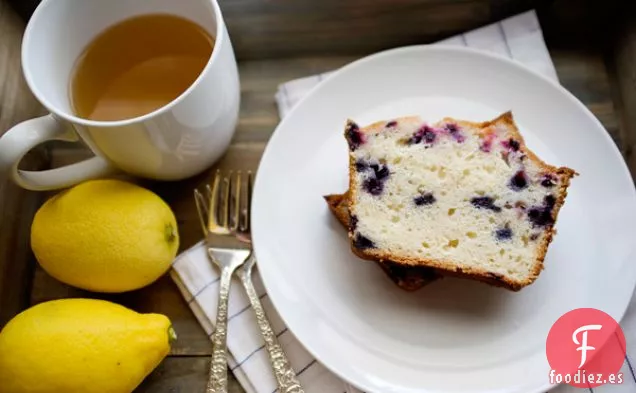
1, 0, 635, 392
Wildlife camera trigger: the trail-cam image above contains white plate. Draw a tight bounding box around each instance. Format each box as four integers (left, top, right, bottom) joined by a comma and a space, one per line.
251, 46, 636, 393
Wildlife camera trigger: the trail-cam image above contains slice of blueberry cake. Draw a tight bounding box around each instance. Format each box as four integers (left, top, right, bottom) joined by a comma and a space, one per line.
324, 192, 441, 291
344, 111, 577, 291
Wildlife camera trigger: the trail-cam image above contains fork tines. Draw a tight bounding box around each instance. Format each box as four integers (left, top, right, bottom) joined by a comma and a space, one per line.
194, 170, 252, 236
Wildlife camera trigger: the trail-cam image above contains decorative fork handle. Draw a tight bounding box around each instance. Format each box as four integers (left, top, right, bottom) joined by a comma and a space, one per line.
206, 266, 234, 393
238, 256, 305, 393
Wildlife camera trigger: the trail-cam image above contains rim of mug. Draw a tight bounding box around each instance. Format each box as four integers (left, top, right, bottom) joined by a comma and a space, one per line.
21, 0, 225, 128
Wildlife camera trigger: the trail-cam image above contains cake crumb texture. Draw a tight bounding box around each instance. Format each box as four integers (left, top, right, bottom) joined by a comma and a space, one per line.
344, 112, 577, 291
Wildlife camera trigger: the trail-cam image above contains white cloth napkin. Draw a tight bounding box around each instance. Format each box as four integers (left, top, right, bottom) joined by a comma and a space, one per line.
171, 10, 636, 393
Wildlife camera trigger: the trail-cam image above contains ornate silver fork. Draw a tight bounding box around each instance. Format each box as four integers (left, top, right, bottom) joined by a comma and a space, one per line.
195, 170, 304, 393
195, 170, 250, 393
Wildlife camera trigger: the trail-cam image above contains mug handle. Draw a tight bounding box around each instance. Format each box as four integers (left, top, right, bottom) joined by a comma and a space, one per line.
0, 114, 117, 191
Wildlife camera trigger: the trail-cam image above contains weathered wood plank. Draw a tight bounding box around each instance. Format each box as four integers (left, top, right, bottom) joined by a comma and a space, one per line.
10, 0, 547, 60
221, 0, 544, 60
537, 0, 625, 50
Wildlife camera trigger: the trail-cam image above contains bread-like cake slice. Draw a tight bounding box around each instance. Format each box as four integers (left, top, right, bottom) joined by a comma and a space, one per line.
324, 193, 440, 291
344, 111, 577, 291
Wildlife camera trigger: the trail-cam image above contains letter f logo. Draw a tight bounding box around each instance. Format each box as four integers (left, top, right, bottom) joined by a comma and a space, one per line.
572, 324, 603, 368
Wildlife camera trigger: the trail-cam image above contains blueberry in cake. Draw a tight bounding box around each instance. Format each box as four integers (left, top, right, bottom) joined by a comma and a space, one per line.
344, 111, 577, 291
324, 192, 441, 291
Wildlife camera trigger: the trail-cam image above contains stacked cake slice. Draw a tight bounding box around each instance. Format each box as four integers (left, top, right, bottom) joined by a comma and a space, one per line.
325, 112, 576, 291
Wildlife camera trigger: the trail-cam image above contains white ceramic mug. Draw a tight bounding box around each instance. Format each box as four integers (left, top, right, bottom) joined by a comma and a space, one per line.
0, 0, 240, 191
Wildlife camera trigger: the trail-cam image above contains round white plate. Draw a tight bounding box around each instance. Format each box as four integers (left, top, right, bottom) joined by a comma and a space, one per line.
251, 46, 636, 393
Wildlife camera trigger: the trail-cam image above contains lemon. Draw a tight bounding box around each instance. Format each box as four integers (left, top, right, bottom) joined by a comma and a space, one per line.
0, 298, 175, 393
31, 179, 179, 292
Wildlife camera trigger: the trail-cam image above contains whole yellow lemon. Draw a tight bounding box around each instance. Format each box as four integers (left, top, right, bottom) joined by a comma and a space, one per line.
31, 179, 179, 292
0, 298, 175, 393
